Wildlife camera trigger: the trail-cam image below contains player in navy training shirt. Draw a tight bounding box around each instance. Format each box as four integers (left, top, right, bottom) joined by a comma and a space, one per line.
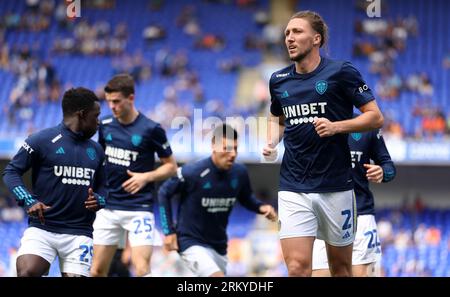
159, 124, 277, 277
91, 74, 177, 277
262, 11, 384, 277
2, 87, 106, 277
312, 122, 396, 277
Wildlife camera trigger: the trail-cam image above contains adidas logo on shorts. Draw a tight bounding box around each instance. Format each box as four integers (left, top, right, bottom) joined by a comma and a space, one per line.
342, 231, 351, 239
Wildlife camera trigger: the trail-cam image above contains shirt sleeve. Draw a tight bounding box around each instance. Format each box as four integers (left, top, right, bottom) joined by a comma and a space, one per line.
369, 129, 396, 182
2, 135, 40, 209
158, 167, 186, 235
340, 61, 375, 108
236, 167, 263, 213
151, 124, 173, 159
92, 149, 107, 208
269, 75, 283, 116
97, 124, 105, 149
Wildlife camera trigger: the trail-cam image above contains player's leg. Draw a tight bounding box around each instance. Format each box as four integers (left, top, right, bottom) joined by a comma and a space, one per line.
280, 237, 315, 276
278, 191, 317, 276
130, 245, 152, 276
324, 242, 353, 276
355, 261, 381, 277
311, 239, 331, 277
91, 209, 122, 277
16, 227, 56, 277
180, 245, 225, 277
352, 215, 382, 277
123, 211, 157, 276
91, 245, 118, 276
316, 190, 356, 277
16, 255, 51, 277
352, 263, 371, 276
312, 268, 331, 277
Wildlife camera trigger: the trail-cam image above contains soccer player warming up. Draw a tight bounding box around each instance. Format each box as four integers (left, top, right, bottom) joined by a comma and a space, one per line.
312, 123, 396, 277
263, 11, 384, 277
159, 124, 277, 277
90, 74, 177, 277
2, 87, 106, 277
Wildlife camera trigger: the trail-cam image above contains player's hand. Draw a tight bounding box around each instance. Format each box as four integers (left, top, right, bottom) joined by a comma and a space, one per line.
259, 204, 277, 222
364, 164, 383, 183
122, 170, 151, 195
85, 188, 100, 211
313, 117, 337, 137
262, 144, 278, 162
163, 234, 179, 252
27, 202, 51, 224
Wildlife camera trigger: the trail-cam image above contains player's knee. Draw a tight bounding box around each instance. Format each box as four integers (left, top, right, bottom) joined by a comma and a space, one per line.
134, 266, 150, 277
286, 260, 311, 277
90, 265, 108, 277
328, 258, 352, 277
352, 265, 369, 277
330, 265, 352, 277
131, 255, 151, 276
132, 260, 150, 276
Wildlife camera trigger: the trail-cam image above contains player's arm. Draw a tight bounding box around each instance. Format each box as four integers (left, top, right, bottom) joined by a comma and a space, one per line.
2, 138, 50, 223
263, 81, 285, 160
157, 168, 186, 252
364, 129, 396, 184
122, 155, 177, 195
145, 155, 177, 182
315, 100, 384, 136
85, 151, 107, 211
97, 124, 106, 150
267, 112, 285, 147
237, 168, 277, 222
122, 124, 177, 194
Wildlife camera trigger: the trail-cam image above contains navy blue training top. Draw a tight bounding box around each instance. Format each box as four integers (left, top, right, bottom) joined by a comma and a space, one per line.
2, 123, 106, 237
270, 57, 375, 193
349, 129, 396, 215
98, 113, 172, 212
158, 157, 264, 255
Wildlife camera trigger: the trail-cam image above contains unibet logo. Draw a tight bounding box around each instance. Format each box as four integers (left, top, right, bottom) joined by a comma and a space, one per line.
54, 166, 95, 186
282, 102, 327, 126
201, 197, 236, 213
105, 146, 139, 167
350, 151, 363, 168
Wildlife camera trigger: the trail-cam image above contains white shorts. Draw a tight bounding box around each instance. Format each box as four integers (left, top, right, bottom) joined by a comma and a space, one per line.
180, 245, 228, 277
93, 209, 158, 247
313, 214, 382, 270
17, 227, 93, 277
278, 190, 356, 246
